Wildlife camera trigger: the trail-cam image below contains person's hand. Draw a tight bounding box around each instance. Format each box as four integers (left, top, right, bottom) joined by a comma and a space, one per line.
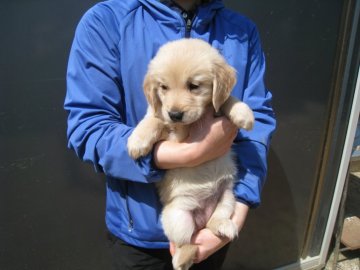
169, 202, 249, 263
184, 107, 238, 166
169, 228, 229, 262
154, 108, 238, 169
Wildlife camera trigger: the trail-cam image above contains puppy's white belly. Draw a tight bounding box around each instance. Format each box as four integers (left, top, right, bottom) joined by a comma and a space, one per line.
157, 152, 236, 204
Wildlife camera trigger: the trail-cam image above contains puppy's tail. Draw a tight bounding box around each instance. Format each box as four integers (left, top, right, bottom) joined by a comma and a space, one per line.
172, 244, 197, 270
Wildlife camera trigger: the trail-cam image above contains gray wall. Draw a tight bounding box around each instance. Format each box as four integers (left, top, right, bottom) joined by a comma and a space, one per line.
224, 0, 345, 268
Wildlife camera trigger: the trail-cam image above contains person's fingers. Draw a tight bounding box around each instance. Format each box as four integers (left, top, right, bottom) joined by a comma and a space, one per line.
169, 242, 175, 256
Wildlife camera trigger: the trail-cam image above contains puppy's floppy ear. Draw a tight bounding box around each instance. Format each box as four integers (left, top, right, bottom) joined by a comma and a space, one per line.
143, 72, 161, 113
212, 59, 237, 113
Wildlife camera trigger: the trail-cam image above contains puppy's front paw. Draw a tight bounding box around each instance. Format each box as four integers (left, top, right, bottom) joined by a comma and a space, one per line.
207, 219, 238, 241
127, 132, 154, 159
229, 102, 254, 131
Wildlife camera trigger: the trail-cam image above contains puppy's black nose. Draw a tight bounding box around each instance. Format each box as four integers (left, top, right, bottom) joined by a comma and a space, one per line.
168, 111, 184, 122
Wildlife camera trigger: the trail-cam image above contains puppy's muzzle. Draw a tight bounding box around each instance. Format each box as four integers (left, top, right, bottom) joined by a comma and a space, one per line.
168, 111, 184, 122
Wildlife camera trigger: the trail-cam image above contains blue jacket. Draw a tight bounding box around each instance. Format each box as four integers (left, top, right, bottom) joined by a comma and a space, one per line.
64, 0, 276, 248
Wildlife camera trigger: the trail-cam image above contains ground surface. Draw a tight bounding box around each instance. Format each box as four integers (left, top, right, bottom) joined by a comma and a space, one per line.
324, 162, 360, 270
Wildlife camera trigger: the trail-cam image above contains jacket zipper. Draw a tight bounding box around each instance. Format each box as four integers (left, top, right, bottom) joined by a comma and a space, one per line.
125, 182, 134, 232
124, 9, 194, 234
182, 11, 193, 38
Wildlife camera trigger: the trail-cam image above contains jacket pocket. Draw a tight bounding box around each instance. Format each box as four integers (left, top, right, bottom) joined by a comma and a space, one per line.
124, 181, 134, 232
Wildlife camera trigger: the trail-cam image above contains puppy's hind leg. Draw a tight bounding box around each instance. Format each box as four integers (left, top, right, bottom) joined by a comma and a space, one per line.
162, 206, 195, 245
206, 187, 238, 241
161, 203, 197, 270
172, 245, 197, 270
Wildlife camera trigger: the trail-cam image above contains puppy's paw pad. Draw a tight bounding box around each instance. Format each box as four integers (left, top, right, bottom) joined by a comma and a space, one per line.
230, 102, 254, 130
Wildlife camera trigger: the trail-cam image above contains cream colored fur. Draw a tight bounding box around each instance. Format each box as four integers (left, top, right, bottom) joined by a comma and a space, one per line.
127, 39, 254, 270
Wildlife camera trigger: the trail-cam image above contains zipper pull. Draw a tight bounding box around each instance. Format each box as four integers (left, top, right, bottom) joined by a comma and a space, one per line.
182, 11, 193, 38
186, 17, 192, 33
128, 219, 134, 232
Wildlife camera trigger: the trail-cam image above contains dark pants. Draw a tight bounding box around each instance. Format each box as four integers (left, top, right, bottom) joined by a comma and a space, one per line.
108, 232, 229, 270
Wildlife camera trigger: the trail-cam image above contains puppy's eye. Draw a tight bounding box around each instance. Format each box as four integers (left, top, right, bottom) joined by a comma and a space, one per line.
187, 82, 200, 91
160, 84, 169, 91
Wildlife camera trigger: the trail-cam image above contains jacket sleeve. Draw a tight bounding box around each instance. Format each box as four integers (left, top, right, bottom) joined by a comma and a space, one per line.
64, 8, 164, 183
233, 25, 276, 208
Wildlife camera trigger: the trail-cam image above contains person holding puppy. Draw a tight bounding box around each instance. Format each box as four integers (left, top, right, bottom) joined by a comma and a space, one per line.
64, 0, 276, 269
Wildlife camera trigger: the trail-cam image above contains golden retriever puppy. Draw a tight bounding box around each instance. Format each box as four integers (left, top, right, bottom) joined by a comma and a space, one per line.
127, 38, 254, 270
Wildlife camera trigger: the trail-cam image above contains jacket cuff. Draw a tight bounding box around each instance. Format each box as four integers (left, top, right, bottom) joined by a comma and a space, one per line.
135, 149, 165, 183
234, 184, 261, 209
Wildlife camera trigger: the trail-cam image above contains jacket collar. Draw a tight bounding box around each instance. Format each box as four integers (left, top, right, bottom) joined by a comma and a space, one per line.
138, 0, 224, 28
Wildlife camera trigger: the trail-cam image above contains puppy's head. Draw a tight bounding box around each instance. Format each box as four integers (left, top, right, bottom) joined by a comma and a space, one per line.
143, 39, 236, 124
